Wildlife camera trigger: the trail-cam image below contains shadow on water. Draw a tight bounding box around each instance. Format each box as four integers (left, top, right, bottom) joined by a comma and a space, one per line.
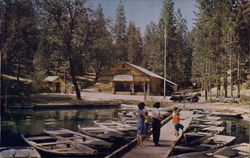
1, 108, 120, 148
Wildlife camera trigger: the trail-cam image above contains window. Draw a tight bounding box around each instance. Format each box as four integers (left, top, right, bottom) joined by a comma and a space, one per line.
115, 82, 131, 92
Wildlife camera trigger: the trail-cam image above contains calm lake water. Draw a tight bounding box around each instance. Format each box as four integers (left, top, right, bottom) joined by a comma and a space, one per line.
1, 108, 119, 147
1, 108, 249, 151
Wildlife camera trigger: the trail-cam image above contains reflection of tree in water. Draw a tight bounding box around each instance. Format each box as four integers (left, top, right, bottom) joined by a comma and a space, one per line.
224, 119, 249, 143
1, 108, 119, 146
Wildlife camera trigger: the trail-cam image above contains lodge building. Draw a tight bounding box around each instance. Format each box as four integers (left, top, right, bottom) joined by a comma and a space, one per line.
98, 62, 177, 95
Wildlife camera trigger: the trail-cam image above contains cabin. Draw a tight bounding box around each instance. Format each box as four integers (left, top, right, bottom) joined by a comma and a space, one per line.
98, 62, 177, 95
43, 76, 64, 93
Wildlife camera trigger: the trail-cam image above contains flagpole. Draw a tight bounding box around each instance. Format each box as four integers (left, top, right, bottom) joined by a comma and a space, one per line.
164, 21, 167, 99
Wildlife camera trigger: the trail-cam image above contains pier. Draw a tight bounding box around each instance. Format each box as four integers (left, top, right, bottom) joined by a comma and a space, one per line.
107, 110, 193, 158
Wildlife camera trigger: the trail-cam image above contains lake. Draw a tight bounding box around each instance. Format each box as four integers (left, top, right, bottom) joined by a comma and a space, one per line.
1, 108, 119, 147
1, 108, 249, 155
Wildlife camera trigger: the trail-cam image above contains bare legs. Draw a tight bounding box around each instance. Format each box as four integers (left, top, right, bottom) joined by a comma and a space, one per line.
137, 135, 144, 147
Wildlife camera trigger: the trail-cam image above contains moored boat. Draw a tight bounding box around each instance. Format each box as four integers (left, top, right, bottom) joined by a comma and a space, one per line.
43, 128, 112, 149
176, 133, 236, 153
210, 112, 243, 118
21, 133, 97, 156
78, 125, 124, 140
0, 146, 41, 158
171, 143, 248, 158
94, 120, 137, 132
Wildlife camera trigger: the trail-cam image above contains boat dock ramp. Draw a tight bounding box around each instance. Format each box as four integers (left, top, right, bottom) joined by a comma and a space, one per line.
106, 110, 193, 158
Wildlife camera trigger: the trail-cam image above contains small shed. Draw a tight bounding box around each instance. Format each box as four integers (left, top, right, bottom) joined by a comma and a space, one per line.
43, 76, 64, 93
98, 62, 177, 95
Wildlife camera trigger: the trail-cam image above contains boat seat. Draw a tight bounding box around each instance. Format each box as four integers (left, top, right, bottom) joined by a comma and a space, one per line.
27, 136, 54, 141
53, 147, 75, 152
38, 141, 67, 146
67, 136, 86, 140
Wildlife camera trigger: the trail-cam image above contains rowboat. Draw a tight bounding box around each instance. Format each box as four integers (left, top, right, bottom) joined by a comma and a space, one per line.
210, 112, 243, 118
0, 147, 41, 158
78, 125, 124, 140
21, 133, 97, 156
201, 126, 225, 134
94, 120, 137, 132
43, 128, 112, 149
171, 143, 248, 158
176, 132, 236, 152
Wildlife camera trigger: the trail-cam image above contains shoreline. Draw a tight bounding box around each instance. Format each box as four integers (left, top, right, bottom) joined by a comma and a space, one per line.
6, 92, 249, 121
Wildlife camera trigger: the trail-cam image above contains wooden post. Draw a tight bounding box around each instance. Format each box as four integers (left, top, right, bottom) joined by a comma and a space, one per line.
112, 82, 116, 94
131, 82, 134, 95
143, 83, 146, 101
147, 83, 150, 95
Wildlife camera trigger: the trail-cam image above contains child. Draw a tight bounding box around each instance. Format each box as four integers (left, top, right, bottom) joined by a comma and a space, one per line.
172, 111, 184, 137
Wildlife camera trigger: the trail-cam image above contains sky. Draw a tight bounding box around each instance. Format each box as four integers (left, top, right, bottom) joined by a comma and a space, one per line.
86, 0, 198, 35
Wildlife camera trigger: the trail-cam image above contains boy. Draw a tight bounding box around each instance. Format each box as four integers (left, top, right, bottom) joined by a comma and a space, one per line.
172, 111, 184, 136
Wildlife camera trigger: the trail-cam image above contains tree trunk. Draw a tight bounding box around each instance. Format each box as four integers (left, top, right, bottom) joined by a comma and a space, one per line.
208, 58, 212, 102
237, 51, 240, 98
205, 80, 208, 100
69, 58, 81, 100
205, 58, 208, 100
17, 59, 20, 81
224, 74, 227, 98
95, 71, 99, 82
229, 37, 233, 98
216, 80, 220, 98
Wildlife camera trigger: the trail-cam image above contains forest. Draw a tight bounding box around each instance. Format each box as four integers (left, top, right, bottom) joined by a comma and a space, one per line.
0, 0, 249, 100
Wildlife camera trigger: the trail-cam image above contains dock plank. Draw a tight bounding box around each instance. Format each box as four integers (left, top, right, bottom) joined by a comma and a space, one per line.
121, 110, 193, 158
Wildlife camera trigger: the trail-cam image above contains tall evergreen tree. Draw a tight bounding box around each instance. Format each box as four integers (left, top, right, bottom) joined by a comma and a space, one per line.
142, 22, 162, 73
127, 22, 143, 65
1, 0, 38, 80
159, 0, 180, 83
113, 0, 128, 62
88, 4, 113, 81
191, 0, 249, 100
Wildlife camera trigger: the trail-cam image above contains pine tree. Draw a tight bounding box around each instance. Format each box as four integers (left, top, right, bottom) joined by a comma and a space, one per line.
127, 22, 143, 65
113, 0, 128, 62
1, 0, 38, 80
158, 0, 179, 83
88, 4, 113, 81
142, 22, 162, 74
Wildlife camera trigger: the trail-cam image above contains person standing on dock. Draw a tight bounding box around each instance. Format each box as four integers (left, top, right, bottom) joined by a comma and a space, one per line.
133, 102, 146, 147
152, 102, 161, 146
172, 111, 186, 137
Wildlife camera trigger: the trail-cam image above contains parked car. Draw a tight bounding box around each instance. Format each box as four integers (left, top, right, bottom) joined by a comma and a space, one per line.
170, 92, 199, 102
186, 95, 199, 102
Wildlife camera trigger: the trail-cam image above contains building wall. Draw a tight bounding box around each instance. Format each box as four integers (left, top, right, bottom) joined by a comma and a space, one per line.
98, 63, 163, 95
99, 75, 113, 92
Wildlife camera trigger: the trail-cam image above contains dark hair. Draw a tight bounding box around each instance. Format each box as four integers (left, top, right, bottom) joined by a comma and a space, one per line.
153, 102, 160, 108
173, 107, 178, 111
138, 102, 145, 110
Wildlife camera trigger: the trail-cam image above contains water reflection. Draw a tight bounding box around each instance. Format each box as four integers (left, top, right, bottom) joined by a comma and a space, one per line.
223, 118, 249, 143
1, 108, 119, 147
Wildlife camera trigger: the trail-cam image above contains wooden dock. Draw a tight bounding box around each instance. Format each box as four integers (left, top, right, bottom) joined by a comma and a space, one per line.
119, 110, 193, 158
